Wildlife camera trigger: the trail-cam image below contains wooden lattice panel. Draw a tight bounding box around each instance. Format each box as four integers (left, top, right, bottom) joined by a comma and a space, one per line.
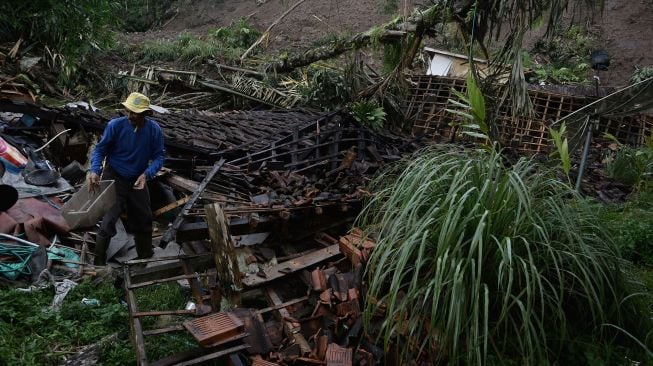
600, 115, 653, 146
406, 75, 653, 154
183, 312, 244, 347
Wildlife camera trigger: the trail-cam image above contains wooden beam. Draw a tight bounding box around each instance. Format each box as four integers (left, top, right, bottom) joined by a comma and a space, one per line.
242, 244, 341, 288
257, 295, 309, 315
164, 175, 199, 192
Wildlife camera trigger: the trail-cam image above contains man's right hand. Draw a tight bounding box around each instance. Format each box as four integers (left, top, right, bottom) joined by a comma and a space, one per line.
87, 172, 100, 193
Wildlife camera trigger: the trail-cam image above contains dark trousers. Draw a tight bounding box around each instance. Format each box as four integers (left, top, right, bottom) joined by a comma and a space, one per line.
98, 165, 153, 259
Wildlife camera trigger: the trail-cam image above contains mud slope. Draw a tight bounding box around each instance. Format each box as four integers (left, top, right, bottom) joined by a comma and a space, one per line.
592, 0, 653, 86
146, 0, 651, 86
160, 0, 420, 50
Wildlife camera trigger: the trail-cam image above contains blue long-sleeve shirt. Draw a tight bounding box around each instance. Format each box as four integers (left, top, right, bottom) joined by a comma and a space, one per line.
90, 116, 165, 180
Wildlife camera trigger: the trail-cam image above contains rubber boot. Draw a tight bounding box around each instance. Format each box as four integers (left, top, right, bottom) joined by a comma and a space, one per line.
94, 234, 110, 265
134, 232, 154, 260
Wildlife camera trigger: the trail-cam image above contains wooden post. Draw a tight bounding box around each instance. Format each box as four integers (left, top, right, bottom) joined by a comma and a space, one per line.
205, 202, 242, 308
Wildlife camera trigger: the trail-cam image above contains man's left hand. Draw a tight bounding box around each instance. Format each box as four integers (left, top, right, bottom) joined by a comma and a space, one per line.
133, 174, 146, 190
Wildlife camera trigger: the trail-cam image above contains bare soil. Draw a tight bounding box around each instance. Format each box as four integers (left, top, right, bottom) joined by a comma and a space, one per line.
129, 0, 652, 87
590, 0, 653, 86
135, 0, 420, 51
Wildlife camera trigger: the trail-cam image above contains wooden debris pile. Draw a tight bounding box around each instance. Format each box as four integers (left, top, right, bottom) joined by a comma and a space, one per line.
0, 97, 423, 364
122, 228, 383, 366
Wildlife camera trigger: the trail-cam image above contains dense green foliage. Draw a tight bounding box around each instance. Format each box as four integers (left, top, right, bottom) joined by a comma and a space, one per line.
0, 279, 128, 365
359, 147, 652, 365
446, 73, 489, 142
599, 189, 653, 267
604, 133, 653, 188
0, 1, 120, 83
526, 26, 597, 84
297, 65, 350, 110
631, 66, 653, 84
549, 122, 572, 179
606, 146, 649, 186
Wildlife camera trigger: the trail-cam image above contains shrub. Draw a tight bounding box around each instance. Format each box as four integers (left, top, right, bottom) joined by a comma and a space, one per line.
348, 100, 386, 131
359, 147, 652, 365
139, 20, 260, 64
606, 146, 648, 186
209, 19, 261, 49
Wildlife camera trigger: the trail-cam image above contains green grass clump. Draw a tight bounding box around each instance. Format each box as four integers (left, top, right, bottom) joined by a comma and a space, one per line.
359, 147, 652, 365
139, 19, 260, 64
142, 39, 182, 62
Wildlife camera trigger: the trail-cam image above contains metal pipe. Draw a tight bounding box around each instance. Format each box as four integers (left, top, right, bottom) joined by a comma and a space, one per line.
575, 124, 594, 192
0, 233, 39, 247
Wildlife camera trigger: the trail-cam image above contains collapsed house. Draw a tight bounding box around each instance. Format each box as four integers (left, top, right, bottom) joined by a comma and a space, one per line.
1, 70, 652, 364
0, 98, 417, 365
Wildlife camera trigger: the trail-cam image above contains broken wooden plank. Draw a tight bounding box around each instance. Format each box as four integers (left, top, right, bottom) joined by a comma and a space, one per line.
265, 288, 310, 356
142, 325, 185, 336
63, 332, 118, 366
165, 174, 200, 192
243, 244, 341, 287
153, 196, 190, 217
149, 344, 248, 366
127, 272, 211, 290
129, 254, 214, 284
160, 158, 226, 246
132, 310, 195, 318
176, 344, 249, 366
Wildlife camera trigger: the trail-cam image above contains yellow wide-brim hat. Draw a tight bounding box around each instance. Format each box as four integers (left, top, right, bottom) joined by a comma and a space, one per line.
121, 92, 151, 114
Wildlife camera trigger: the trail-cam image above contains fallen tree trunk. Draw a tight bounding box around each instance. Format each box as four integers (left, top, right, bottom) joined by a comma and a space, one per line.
264, 30, 407, 73
263, 5, 440, 73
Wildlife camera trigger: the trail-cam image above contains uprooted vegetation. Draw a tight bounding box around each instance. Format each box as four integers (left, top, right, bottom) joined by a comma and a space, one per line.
133, 20, 262, 64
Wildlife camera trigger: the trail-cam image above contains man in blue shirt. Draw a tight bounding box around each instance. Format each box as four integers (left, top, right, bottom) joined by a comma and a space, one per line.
88, 92, 166, 265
